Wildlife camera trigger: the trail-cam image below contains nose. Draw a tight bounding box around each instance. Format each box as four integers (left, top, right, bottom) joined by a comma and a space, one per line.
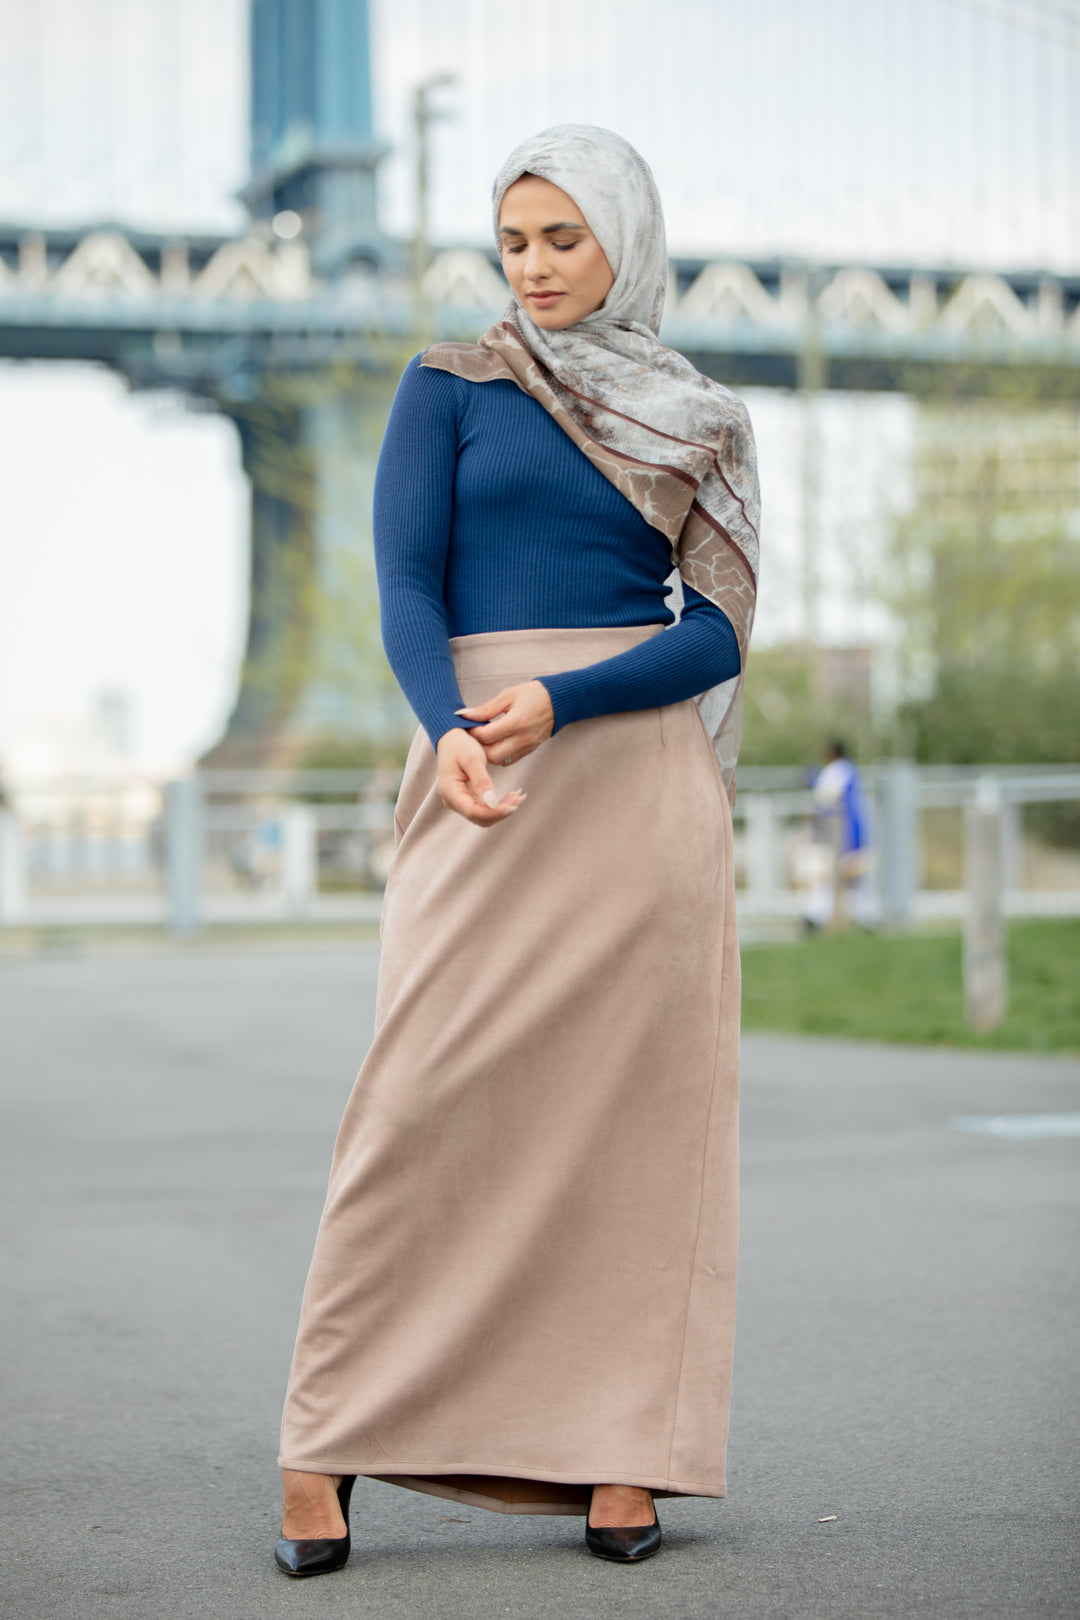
522, 240, 552, 282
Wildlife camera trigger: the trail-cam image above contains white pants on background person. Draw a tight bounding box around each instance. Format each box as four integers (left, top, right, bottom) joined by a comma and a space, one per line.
806, 848, 881, 931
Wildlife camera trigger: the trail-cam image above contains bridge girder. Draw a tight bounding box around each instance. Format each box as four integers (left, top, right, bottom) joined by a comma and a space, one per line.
1, 225, 1078, 398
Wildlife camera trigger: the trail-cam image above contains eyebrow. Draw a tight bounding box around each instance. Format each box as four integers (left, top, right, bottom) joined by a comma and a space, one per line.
498, 222, 587, 237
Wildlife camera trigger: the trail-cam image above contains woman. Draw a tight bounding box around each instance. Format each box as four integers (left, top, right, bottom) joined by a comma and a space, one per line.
275, 124, 759, 1575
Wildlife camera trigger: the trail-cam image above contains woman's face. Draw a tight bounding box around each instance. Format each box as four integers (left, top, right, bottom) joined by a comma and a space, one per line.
498, 175, 614, 330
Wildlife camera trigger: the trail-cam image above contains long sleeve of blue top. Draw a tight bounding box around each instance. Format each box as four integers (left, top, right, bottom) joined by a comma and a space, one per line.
372, 356, 741, 749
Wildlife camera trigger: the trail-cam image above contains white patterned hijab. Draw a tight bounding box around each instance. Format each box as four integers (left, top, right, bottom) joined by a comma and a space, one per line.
423, 123, 759, 802
494, 123, 669, 339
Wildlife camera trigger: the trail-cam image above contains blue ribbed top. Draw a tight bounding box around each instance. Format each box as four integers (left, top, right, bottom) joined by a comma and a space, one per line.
372, 355, 741, 748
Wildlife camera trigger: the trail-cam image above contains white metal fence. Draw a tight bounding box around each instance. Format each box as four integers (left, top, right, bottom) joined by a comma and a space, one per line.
735, 763, 1080, 926
1, 763, 1078, 933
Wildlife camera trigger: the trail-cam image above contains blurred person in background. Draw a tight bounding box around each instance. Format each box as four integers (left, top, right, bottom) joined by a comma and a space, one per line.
274, 125, 759, 1576
805, 739, 879, 932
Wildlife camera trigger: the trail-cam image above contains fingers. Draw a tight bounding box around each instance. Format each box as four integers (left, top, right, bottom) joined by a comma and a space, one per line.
448, 683, 551, 781
467, 683, 553, 752
455, 691, 512, 723
473, 719, 517, 751
473, 719, 540, 763
469, 707, 530, 747
439, 777, 526, 826
435, 728, 527, 827
462, 751, 499, 809
469, 716, 514, 744
475, 715, 540, 761
481, 736, 535, 766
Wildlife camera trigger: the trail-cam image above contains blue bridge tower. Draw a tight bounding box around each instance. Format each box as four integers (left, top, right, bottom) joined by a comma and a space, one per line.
246, 0, 388, 274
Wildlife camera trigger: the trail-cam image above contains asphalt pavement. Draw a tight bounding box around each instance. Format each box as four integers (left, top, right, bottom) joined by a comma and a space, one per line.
1, 940, 1078, 1619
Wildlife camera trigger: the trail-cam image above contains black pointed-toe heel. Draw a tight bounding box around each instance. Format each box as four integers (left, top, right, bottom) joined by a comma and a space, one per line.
275, 1474, 356, 1578
584, 1489, 662, 1563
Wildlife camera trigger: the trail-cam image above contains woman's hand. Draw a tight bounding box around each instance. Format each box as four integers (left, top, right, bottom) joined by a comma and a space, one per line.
436, 727, 526, 827
455, 680, 554, 768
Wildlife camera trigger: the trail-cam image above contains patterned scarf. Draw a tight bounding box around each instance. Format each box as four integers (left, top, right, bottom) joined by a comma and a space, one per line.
421, 124, 759, 801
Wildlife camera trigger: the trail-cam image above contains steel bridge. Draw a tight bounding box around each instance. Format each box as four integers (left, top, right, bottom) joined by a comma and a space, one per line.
2, 222, 1078, 397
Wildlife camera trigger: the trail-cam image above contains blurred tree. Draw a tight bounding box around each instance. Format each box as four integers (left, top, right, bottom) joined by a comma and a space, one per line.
740, 643, 878, 767
212, 349, 416, 767
887, 398, 1080, 846
890, 401, 1080, 767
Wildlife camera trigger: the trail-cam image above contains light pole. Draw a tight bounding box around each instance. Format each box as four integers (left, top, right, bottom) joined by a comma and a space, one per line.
797, 270, 825, 663
412, 74, 456, 343
797, 265, 827, 706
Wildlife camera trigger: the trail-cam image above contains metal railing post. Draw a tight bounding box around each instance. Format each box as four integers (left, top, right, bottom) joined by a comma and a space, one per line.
876, 760, 918, 927
964, 776, 1007, 1033
743, 793, 783, 904
281, 804, 318, 918
0, 806, 27, 924
165, 776, 203, 935
999, 797, 1024, 898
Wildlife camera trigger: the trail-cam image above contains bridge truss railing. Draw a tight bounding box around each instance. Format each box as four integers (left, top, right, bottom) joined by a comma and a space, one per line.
2, 226, 1079, 390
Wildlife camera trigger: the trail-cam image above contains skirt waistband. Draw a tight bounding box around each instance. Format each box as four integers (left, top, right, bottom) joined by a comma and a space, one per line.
449, 624, 663, 682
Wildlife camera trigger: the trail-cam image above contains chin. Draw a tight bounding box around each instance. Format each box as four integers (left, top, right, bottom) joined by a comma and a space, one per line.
530, 308, 580, 331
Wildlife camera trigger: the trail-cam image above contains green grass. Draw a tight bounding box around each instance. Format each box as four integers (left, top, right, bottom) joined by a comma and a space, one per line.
740, 918, 1080, 1052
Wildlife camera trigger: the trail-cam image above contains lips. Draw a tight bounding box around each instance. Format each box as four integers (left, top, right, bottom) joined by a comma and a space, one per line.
528, 291, 564, 305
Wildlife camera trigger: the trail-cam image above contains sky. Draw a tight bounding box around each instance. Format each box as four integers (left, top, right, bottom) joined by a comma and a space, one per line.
3, 0, 1077, 266
0, 0, 1075, 772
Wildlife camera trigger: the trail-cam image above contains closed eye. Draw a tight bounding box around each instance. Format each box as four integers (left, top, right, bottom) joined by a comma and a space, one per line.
504, 240, 579, 255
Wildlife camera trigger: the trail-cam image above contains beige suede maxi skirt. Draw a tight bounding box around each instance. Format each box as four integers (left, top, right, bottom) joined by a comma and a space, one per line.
278, 625, 741, 1516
